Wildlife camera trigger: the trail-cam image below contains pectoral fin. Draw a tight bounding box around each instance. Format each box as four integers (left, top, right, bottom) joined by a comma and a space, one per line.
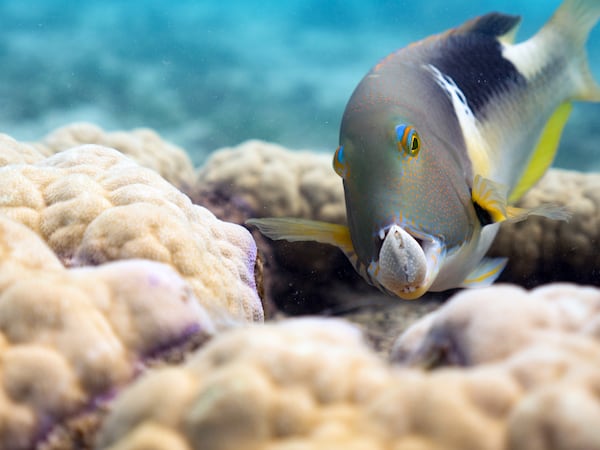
472, 174, 570, 225
471, 175, 509, 223
505, 204, 571, 222
246, 217, 354, 253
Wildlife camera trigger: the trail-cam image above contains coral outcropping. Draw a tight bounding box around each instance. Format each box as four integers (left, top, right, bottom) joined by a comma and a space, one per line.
34, 122, 197, 189
0, 214, 214, 450
97, 285, 600, 450
0, 128, 597, 449
0, 141, 262, 323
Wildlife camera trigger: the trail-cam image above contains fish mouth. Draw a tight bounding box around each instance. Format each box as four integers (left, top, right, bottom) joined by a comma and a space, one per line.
369, 224, 441, 300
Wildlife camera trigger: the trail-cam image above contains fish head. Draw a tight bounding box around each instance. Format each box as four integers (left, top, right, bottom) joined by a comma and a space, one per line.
335, 105, 474, 299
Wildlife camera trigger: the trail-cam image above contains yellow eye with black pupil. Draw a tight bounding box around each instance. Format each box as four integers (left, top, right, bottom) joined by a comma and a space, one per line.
409, 134, 420, 155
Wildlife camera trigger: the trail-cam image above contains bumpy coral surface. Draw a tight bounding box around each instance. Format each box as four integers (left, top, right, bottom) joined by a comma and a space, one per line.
194, 140, 355, 314
196, 140, 346, 223
34, 122, 197, 189
0, 134, 47, 166
490, 169, 600, 285
0, 143, 262, 323
96, 318, 410, 450
391, 283, 600, 366
391, 284, 600, 450
96, 285, 600, 450
0, 214, 213, 450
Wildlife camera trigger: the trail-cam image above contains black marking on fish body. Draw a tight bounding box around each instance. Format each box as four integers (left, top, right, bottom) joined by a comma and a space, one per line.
460, 12, 521, 38
429, 13, 527, 117
472, 199, 494, 227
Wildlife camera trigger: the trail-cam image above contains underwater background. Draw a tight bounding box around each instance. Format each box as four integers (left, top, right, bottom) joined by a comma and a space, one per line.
1, 0, 598, 168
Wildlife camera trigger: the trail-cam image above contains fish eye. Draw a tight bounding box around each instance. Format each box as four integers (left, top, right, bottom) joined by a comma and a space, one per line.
333, 145, 346, 177
409, 133, 420, 155
395, 124, 421, 157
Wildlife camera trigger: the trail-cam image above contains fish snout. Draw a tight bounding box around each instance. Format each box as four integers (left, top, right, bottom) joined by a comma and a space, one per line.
370, 224, 428, 298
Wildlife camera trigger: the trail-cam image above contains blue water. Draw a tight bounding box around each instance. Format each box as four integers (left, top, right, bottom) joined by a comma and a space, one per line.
0, 0, 598, 168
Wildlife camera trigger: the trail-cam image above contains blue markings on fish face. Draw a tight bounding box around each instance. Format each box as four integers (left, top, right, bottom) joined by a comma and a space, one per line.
332, 145, 348, 177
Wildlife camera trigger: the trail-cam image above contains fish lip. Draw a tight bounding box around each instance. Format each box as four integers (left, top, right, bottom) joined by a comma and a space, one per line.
376, 224, 427, 254
373, 223, 440, 299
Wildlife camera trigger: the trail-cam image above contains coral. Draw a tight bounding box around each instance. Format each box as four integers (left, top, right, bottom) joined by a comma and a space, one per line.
96, 291, 600, 450
193, 140, 357, 314
391, 283, 600, 449
1, 132, 595, 449
0, 134, 47, 166
0, 143, 262, 323
196, 140, 346, 223
0, 214, 213, 450
490, 169, 600, 285
391, 283, 600, 366
96, 318, 407, 450
34, 122, 197, 189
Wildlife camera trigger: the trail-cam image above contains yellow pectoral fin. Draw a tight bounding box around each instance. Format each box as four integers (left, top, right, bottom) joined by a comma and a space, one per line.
508, 102, 572, 203
506, 204, 571, 223
246, 217, 354, 253
472, 174, 509, 222
472, 175, 571, 225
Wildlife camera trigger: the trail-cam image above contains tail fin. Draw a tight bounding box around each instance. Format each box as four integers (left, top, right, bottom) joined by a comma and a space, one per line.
551, 0, 600, 44
549, 0, 600, 101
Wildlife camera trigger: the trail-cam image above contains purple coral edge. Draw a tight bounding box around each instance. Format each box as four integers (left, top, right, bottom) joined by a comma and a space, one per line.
33, 321, 210, 449
141, 321, 208, 361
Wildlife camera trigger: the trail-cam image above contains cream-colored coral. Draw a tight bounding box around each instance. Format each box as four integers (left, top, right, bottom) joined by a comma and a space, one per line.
196, 140, 346, 223
0, 134, 47, 166
391, 283, 600, 367
0, 214, 213, 450
490, 169, 600, 284
0, 144, 262, 322
96, 318, 407, 450
391, 284, 600, 450
33, 122, 196, 189
95, 288, 600, 450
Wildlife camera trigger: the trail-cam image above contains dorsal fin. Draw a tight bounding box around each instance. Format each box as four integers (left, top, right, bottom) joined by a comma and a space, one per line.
454, 13, 522, 43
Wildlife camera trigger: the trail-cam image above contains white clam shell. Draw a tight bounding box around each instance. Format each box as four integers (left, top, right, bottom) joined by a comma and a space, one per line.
377, 225, 427, 291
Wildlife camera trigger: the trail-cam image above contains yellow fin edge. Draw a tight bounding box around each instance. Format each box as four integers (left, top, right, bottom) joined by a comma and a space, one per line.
472, 175, 571, 224
461, 257, 508, 288
472, 174, 508, 222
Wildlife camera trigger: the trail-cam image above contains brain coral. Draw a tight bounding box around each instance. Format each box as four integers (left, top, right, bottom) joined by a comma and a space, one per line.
95, 286, 600, 450
489, 169, 600, 285
391, 283, 600, 367
0, 134, 46, 166
33, 122, 196, 189
0, 143, 262, 323
196, 140, 346, 223
0, 213, 213, 450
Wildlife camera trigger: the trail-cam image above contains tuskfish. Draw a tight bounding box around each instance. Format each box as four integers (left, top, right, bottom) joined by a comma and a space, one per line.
248, 0, 600, 300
